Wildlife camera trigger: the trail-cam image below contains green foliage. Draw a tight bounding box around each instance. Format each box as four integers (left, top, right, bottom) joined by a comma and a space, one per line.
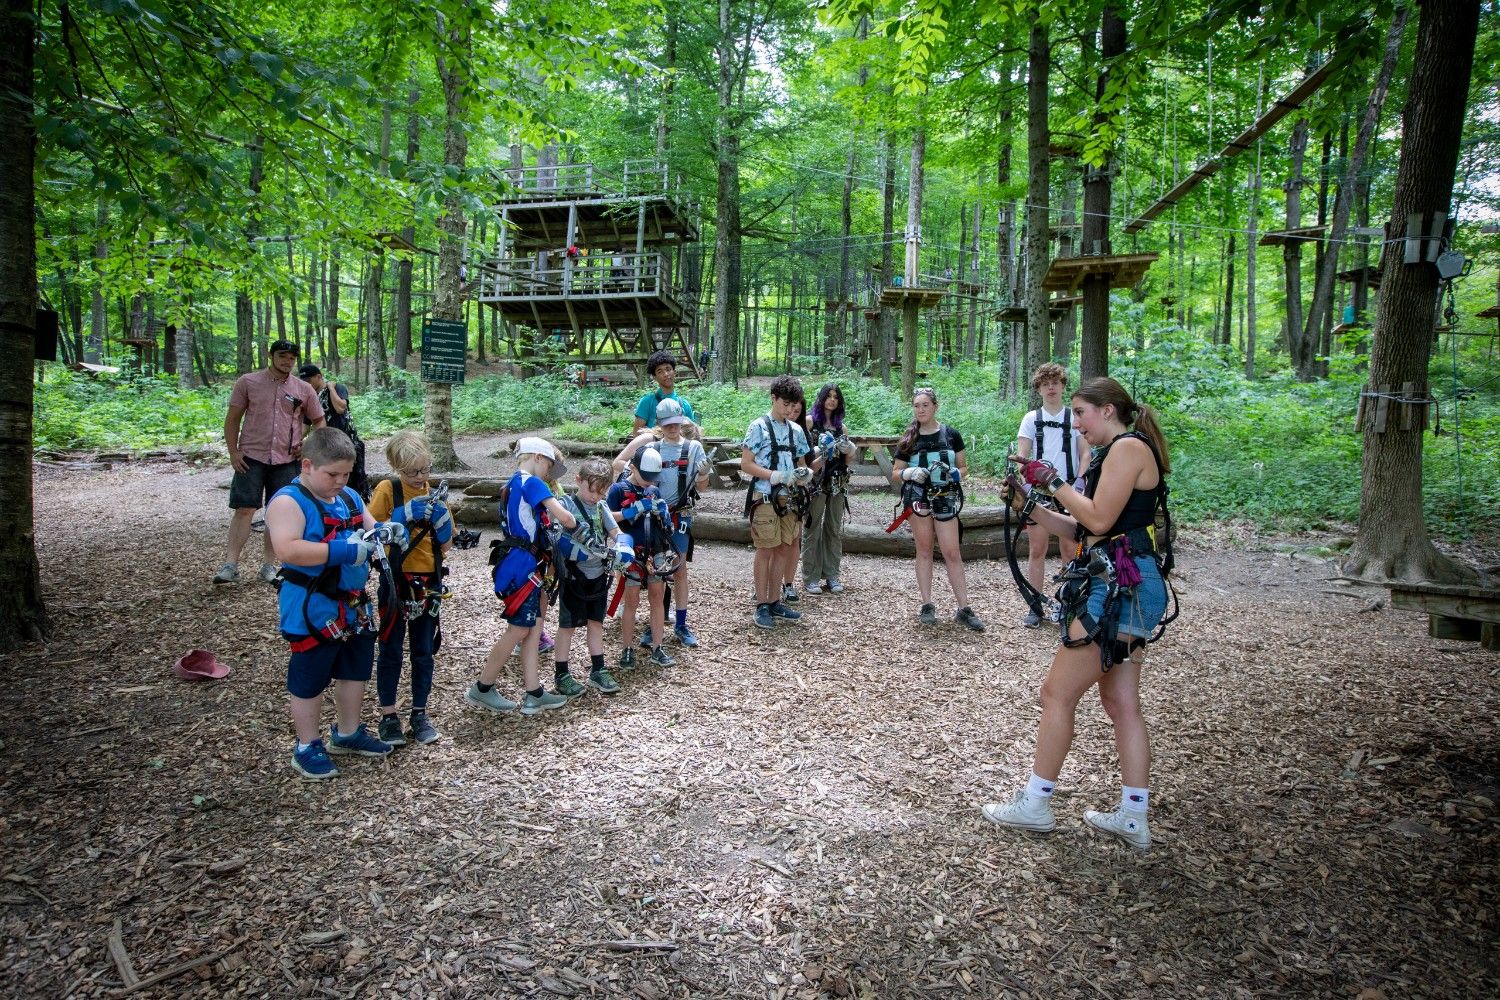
34, 368, 228, 450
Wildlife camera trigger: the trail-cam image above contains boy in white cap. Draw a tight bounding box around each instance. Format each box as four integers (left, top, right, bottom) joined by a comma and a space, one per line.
466, 437, 578, 715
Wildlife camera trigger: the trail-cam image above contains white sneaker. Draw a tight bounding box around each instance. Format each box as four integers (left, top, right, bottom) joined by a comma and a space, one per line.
804, 580, 823, 595
981, 790, 1056, 833
212, 563, 239, 585
826, 578, 845, 594
1084, 808, 1151, 849
257, 563, 280, 583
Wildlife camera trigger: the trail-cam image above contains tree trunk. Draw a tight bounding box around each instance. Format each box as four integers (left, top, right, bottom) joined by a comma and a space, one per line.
1303, 8, 1407, 376
900, 127, 926, 399
1221, 232, 1236, 347
1282, 118, 1309, 373
1245, 137, 1262, 378
710, 0, 742, 386
0, 0, 44, 649
175, 310, 197, 388
235, 138, 263, 374
395, 84, 420, 376
1079, 6, 1124, 381
1024, 21, 1051, 389
964, 199, 981, 358
88, 197, 106, 362
428, 14, 470, 471
1053, 168, 1077, 363
327, 243, 342, 374
995, 59, 1018, 398
878, 130, 896, 385
1344, 0, 1478, 584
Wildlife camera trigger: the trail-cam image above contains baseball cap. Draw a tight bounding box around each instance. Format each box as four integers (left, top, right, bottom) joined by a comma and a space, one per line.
655, 397, 687, 426
515, 436, 567, 477
632, 447, 663, 481
297, 363, 321, 379
269, 339, 299, 356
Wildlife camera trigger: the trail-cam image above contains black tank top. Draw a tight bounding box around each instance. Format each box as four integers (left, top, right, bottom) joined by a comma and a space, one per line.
1083, 432, 1163, 537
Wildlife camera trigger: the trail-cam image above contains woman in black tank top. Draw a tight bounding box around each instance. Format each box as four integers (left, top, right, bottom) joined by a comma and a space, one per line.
983, 377, 1172, 851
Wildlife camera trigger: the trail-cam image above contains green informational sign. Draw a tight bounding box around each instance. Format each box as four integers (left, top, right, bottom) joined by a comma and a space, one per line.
421, 318, 467, 384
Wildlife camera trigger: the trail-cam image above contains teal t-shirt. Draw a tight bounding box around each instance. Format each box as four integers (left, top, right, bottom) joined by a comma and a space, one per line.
634, 389, 697, 427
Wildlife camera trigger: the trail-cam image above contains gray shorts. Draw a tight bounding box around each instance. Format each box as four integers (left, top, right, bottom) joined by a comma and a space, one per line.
229, 458, 298, 510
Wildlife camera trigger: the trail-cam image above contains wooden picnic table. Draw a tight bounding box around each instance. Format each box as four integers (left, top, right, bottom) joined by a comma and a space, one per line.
1386, 580, 1500, 650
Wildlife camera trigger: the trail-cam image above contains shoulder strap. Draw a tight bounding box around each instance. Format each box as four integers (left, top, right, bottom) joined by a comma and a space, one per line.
1061, 407, 1074, 481
389, 477, 404, 510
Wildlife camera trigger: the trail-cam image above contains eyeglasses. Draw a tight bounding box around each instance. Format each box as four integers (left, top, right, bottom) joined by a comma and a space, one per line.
407, 466, 433, 477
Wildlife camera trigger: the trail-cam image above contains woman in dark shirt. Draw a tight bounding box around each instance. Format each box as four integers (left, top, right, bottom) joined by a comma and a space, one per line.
890, 387, 984, 632
982, 377, 1172, 850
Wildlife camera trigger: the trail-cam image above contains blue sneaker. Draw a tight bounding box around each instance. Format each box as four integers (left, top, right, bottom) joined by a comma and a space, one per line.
292, 739, 339, 779
674, 624, 700, 647
754, 604, 776, 630
638, 631, 653, 649
328, 722, 394, 757
769, 601, 801, 622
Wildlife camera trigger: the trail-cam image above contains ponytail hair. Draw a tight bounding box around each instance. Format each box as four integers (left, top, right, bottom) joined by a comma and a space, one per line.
897, 387, 938, 457
1072, 377, 1171, 474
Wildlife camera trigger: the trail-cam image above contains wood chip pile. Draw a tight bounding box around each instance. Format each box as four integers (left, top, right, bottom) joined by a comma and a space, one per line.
3, 443, 1496, 999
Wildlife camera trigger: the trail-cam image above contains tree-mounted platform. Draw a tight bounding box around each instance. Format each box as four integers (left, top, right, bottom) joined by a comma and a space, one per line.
1258, 225, 1328, 247
1476, 305, 1500, 319
1041, 253, 1158, 295
1338, 265, 1383, 290
1387, 580, 1500, 652
993, 296, 1080, 322
878, 286, 946, 309
497, 195, 698, 250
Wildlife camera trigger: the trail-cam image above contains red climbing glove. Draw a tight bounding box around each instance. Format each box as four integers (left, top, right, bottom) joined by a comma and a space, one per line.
1012, 457, 1064, 494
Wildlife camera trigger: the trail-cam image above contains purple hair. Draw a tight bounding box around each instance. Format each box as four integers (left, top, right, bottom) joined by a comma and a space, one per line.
811, 382, 845, 434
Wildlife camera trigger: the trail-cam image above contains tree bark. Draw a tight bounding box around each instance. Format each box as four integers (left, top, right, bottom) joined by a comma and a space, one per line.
1282, 118, 1309, 373
327, 242, 342, 374
1303, 8, 1407, 378
88, 197, 106, 362
235, 138, 263, 374
1053, 169, 1077, 363
900, 127, 926, 399
1245, 138, 1261, 378
996, 58, 1018, 398
1079, 6, 1124, 381
394, 84, 420, 376
1345, 0, 1478, 584
877, 130, 896, 385
0, 0, 45, 648
710, 0, 742, 386
175, 309, 197, 388
428, 14, 470, 471
1024, 21, 1051, 389
1221, 232, 1236, 347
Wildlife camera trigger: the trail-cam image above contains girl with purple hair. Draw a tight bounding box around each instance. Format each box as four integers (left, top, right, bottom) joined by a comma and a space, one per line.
801, 383, 858, 594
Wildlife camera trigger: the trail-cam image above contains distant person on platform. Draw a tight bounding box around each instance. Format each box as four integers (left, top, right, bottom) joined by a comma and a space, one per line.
633, 350, 698, 431
215, 340, 324, 585
298, 363, 369, 499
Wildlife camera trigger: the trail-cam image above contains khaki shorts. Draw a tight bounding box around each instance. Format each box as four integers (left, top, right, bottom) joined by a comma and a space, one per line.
750, 502, 801, 549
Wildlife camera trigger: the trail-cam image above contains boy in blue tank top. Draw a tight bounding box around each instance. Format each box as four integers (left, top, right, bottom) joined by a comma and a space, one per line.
266, 427, 409, 779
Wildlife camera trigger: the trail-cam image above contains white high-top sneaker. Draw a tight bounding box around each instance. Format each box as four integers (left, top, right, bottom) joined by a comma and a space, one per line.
981, 790, 1057, 833
1084, 807, 1151, 849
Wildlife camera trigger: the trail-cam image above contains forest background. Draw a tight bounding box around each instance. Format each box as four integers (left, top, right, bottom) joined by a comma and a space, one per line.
6, 0, 1500, 645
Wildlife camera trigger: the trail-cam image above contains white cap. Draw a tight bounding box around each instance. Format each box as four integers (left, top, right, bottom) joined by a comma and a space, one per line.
516, 436, 567, 477
655, 397, 687, 426
633, 447, 663, 480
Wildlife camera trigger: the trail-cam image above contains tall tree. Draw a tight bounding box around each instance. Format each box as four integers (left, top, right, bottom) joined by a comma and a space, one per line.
1023, 19, 1051, 384
1344, 0, 1480, 583
426, 10, 469, 470
1302, 7, 1408, 380
1078, 5, 1125, 381
1281, 118, 1309, 372
394, 84, 421, 376
235, 138, 263, 374
0, 0, 44, 649
710, 0, 744, 385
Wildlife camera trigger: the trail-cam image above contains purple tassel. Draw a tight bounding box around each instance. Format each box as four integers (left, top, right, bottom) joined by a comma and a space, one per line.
1111, 537, 1142, 588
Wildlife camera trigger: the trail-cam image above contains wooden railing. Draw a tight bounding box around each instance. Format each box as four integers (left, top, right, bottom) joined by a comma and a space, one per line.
475, 250, 674, 299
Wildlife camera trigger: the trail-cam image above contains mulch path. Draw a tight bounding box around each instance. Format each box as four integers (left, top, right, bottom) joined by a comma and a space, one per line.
4, 435, 1497, 999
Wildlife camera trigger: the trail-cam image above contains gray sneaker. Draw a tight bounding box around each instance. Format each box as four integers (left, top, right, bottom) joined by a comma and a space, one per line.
918, 603, 938, 626
649, 646, 676, 667
981, 790, 1057, 833
257, 562, 280, 583
212, 562, 239, 585
618, 648, 637, 673
1084, 808, 1151, 849
588, 668, 622, 695
804, 580, 824, 596
465, 683, 518, 714
826, 578, 845, 594
521, 688, 569, 715
1021, 610, 1043, 629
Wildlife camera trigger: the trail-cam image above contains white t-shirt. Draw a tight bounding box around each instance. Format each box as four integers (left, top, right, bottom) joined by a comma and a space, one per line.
1017, 406, 1085, 481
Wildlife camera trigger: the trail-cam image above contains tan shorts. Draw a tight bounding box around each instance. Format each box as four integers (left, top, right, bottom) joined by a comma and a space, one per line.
750, 502, 800, 549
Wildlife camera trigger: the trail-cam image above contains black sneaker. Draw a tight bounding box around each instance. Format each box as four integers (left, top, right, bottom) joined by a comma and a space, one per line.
956, 606, 986, 632
618, 648, 637, 672
919, 603, 938, 626
408, 710, 439, 745
782, 584, 799, 604
377, 713, 407, 747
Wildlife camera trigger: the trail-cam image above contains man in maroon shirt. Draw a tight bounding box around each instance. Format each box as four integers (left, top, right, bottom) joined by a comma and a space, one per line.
213, 340, 325, 584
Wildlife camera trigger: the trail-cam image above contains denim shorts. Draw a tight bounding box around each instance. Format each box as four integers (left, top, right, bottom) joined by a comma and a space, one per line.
501, 586, 542, 628
1087, 555, 1169, 639
285, 631, 375, 699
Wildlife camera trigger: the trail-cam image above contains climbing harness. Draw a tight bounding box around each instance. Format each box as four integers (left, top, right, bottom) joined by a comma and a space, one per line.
278, 483, 376, 652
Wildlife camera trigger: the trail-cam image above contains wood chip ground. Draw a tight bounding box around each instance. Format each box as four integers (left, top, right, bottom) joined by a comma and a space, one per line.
4, 433, 1497, 998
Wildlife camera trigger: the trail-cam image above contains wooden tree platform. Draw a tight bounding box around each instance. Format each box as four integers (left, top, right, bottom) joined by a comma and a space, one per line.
1041, 254, 1158, 294
1258, 225, 1328, 247
878, 286, 946, 309
993, 296, 1080, 322
1475, 305, 1500, 319
1338, 265, 1383, 290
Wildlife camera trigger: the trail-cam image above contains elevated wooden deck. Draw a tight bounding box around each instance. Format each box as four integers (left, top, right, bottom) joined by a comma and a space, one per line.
1041, 254, 1158, 294
878, 286, 946, 309
1388, 580, 1500, 651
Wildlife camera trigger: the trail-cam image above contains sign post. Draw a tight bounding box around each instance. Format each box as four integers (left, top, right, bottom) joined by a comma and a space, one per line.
421, 319, 468, 384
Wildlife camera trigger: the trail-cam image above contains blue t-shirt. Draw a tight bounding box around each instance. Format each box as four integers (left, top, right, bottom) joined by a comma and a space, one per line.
743, 414, 809, 497
274, 482, 369, 637
634, 389, 697, 428
605, 478, 654, 531
494, 471, 555, 594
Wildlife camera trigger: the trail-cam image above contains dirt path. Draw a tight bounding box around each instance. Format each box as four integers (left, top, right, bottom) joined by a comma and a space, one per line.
4, 443, 1497, 999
